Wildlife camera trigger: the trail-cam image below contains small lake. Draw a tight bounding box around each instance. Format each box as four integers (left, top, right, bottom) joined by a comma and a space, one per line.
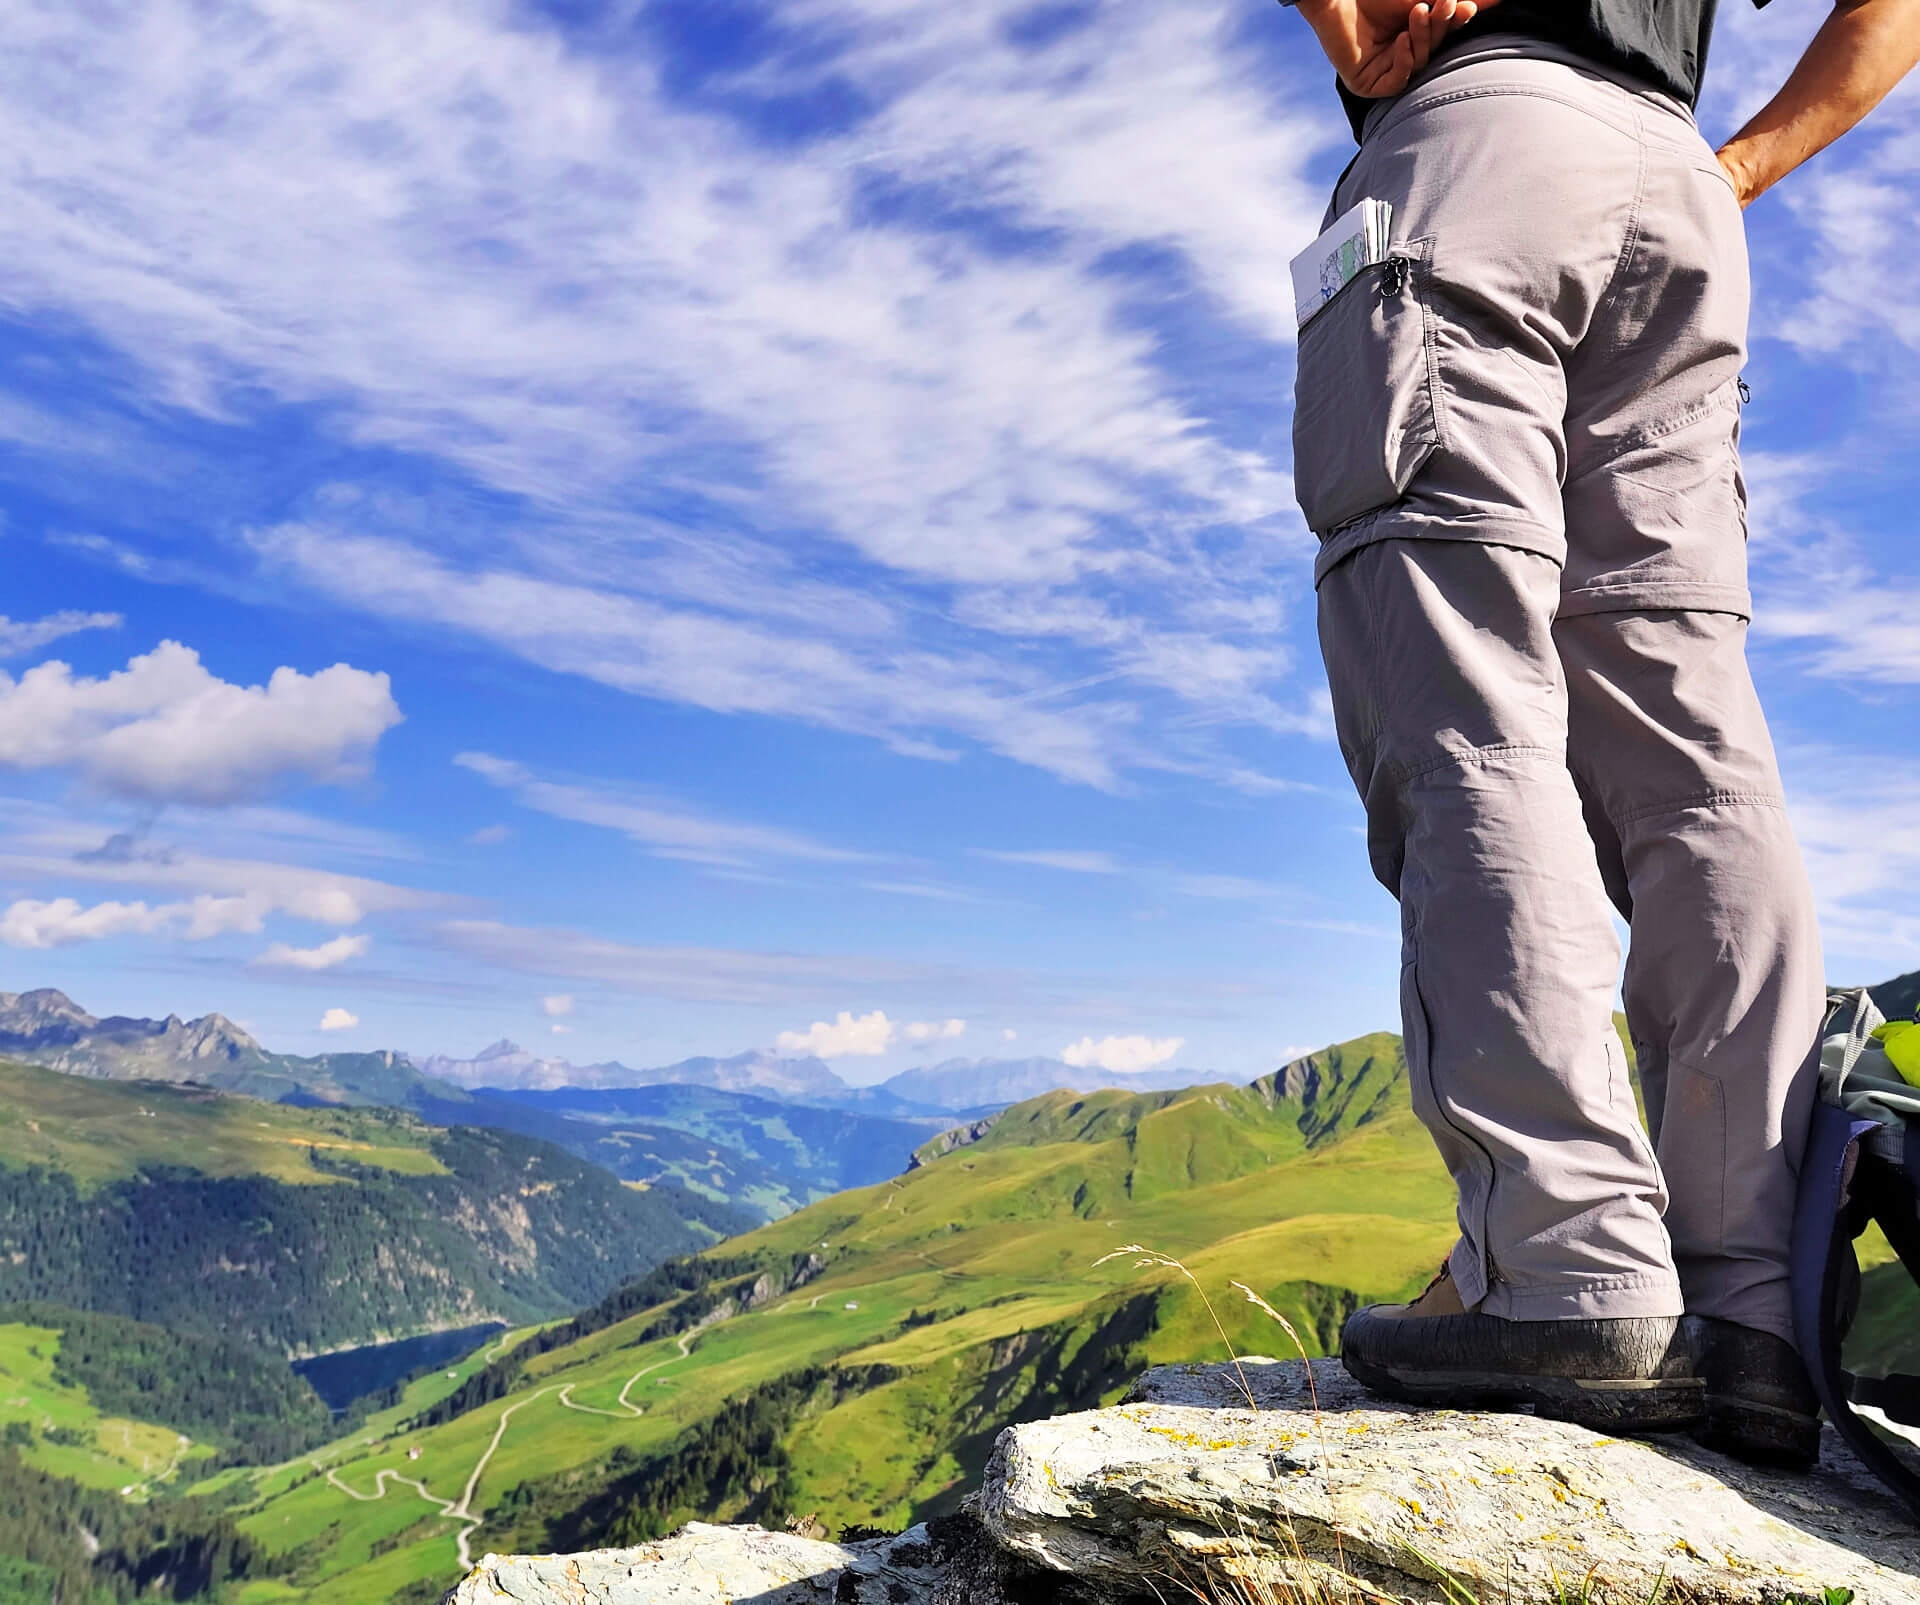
292, 1321, 507, 1415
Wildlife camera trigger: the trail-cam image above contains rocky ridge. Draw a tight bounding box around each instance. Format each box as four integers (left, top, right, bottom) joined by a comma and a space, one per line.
446, 1358, 1920, 1605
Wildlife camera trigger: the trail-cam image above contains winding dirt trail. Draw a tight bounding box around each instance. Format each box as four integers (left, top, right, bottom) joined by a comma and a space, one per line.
556, 1335, 694, 1418
320, 1330, 707, 1570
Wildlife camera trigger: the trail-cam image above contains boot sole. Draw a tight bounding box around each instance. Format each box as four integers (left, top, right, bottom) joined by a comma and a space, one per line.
1345, 1353, 1707, 1434
1695, 1395, 1821, 1470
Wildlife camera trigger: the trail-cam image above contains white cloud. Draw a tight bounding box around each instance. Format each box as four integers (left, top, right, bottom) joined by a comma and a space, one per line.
973, 849, 1120, 875
0, 801, 448, 955
1061, 1034, 1185, 1074
550, 1023, 570, 1036
1782, 746, 1920, 973
1003, 1028, 1018, 1042
541, 994, 574, 1017
859, 880, 987, 903
0, 1, 1337, 791
456, 752, 868, 867
468, 824, 510, 846
256, 933, 371, 971
0, 893, 275, 949
1, 898, 167, 949
0, 611, 122, 658
775, 1010, 897, 1058
0, 641, 402, 805
904, 1018, 967, 1043
319, 1007, 359, 1032
434, 919, 946, 1006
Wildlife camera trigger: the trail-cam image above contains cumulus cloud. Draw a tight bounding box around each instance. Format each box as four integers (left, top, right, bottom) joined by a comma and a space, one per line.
1, 898, 166, 948
1061, 1034, 1185, 1074
775, 1009, 898, 1058
0, 804, 445, 959
541, 994, 574, 1017
0, 893, 273, 949
764, 1016, 980, 1058
319, 1007, 359, 1031
255, 933, 371, 971
0, 611, 122, 658
0, 642, 402, 805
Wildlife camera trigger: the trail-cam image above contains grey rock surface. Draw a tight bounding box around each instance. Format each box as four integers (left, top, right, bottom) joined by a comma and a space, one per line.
444, 1360, 1920, 1605
985, 1358, 1920, 1603
444, 1522, 949, 1604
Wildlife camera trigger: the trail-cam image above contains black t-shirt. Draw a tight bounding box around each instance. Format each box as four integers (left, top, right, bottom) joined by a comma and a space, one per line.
1336, 0, 1771, 141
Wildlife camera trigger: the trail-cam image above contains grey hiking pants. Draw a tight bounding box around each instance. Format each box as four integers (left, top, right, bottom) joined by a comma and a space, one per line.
1294, 40, 1826, 1343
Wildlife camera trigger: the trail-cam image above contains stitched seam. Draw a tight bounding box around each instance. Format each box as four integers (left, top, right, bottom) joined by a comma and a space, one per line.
1588, 101, 1648, 349
1616, 790, 1785, 827
1377, 84, 1639, 144
1564, 381, 1739, 483
1492, 1271, 1681, 1292
1395, 741, 1558, 786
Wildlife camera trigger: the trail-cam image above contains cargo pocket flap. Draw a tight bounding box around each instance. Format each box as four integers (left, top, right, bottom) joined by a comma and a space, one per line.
1292, 236, 1442, 538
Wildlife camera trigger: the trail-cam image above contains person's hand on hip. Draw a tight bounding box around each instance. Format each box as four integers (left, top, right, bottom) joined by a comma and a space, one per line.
1292, 0, 1500, 98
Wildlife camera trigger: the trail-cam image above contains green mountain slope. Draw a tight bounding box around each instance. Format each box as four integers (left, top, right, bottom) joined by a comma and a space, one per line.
0, 1060, 745, 1354
1, 990, 937, 1222
203, 1032, 1455, 1604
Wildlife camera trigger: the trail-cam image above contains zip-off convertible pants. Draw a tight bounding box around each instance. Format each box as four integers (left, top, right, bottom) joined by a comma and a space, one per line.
1293, 39, 1826, 1343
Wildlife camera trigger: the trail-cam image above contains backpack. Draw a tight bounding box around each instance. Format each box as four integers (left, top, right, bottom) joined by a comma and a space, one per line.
1792, 987, 1920, 1517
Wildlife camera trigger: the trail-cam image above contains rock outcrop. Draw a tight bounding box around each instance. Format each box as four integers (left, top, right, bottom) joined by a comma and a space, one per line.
445, 1358, 1920, 1605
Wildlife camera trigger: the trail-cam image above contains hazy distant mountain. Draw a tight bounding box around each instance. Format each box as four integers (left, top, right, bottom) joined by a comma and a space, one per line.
415, 1041, 857, 1104
876, 1054, 1205, 1113
415, 1040, 1215, 1116
0, 987, 438, 1106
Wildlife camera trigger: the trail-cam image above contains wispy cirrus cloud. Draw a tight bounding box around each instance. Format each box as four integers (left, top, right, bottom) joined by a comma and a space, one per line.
454, 751, 870, 867
1, 0, 1332, 791
0, 611, 122, 658
971, 848, 1121, 875
0, 798, 449, 933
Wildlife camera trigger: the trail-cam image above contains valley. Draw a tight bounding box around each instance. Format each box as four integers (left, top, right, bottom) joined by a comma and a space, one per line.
0, 974, 1915, 1603
188, 1031, 1459, 1602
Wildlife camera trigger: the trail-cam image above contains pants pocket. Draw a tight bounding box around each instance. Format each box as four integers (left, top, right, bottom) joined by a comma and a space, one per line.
1292, 236, 1443, 537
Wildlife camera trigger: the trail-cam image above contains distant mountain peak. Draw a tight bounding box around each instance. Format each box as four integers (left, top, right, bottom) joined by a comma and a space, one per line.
878, 1054, 1202, 1113
476, 1039, 527, 1060
0, 987, 101, 1043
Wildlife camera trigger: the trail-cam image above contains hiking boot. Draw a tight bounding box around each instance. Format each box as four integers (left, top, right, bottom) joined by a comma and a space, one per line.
1683, 1315, 1821, 1469
1339, 1267, 1705, 1433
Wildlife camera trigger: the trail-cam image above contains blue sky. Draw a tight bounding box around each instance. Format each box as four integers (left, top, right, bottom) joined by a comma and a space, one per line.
1, 0, 1916, 1084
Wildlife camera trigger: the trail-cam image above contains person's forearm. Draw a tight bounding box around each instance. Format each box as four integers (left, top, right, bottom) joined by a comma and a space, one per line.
1718, 0, 1920, 206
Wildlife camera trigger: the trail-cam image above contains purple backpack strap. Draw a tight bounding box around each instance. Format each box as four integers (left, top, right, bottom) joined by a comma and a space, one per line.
1793, 1099, 1920, 1520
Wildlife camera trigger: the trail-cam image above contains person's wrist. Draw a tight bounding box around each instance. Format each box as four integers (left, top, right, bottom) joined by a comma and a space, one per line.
1716, 142, 1760, 208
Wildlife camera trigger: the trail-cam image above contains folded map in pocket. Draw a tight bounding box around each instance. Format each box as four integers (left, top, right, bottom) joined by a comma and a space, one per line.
1290, 199, 1394, 329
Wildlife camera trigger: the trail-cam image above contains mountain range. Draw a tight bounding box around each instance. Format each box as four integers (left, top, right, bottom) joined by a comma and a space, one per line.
414, 1039, 1205, 1113
1, 989, 1221, 1116
0, 990, 1233, 1219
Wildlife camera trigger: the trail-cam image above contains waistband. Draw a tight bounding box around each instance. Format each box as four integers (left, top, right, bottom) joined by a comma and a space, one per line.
1360, 33, 1700, 146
